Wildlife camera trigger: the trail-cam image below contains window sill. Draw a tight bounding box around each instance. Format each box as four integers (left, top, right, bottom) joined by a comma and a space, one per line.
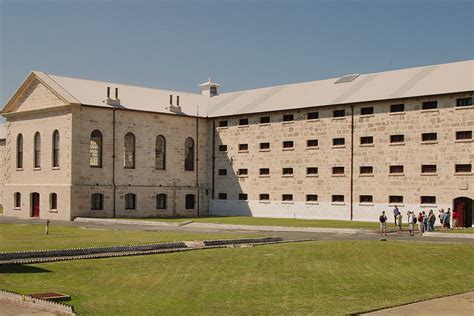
217, 175, 227, 177
33, 168, 41, 171
91, 165, 103, 168
454, 172, 473, 176
237, 200, 248, 203
331, 202, 345, 205
306, 174, 319, 177
282, 175, 294, 178
455, 139, 473, 143
420, 173, 438, 176
359, 174, 374, 177
332, 145, 346, 149
259, 200, 271, 204
389, 112, 406, 116
238, 125, 249, 128
332, 174, 345, 177
360, 114, 375, 118
13, 207, 21, 211
217, 126, 228, 130
306, 119, 320, 123
238, 175, 249, 178
332, 117, 346, 121
421, 141, 438, 145
420, 204, 437, 208
124, 167, 136, 170
218, 151, 228, 154
389, 173, 405, 177
259, 175, 270, 178
282, 148, 294, 151
238, 150, 249, 153
52, 167, 60, 170
359, 203, 374, 206
389, 142, 405, 146
421, 109, 439, 113
16, 168, 23, 171
282, 121, 294, 125
305, 201, 319, 205
49, 209, 58, 213
306, 146, 319, 150
360, 144, 374, 147
388, 203, 404, 207
455, 105, 474, 110
259, 149, 271, 152
125, 209, 137, 211
282, 201, 294, 204
259, 123, 271, 127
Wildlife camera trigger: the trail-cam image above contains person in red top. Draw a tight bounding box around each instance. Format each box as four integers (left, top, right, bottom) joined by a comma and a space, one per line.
452, 209, 459, 229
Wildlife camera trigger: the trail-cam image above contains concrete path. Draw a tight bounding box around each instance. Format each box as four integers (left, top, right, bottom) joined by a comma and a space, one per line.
366, 291, 474, 315
0, 301, 55, 315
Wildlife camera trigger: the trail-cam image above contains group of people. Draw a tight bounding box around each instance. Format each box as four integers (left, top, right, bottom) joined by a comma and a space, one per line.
378, 206, 461, 236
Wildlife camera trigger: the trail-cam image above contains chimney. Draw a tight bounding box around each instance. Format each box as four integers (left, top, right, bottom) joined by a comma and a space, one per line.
199, 77, 221, 97
166, 94, 182, 113
104, 86, 121, 106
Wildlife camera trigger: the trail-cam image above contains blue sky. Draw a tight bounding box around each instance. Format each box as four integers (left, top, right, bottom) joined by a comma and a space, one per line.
1, 0, 473, 109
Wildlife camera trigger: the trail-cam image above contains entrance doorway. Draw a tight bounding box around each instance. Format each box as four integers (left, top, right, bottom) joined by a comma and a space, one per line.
31, 193, 40, 217
453, 197, 473, 227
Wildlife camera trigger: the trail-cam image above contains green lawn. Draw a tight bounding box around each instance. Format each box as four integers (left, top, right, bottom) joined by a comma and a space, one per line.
121, 216, 383, 230
1, 240, 473, 315
0, 224, 261, 252
436, 228, 474, 234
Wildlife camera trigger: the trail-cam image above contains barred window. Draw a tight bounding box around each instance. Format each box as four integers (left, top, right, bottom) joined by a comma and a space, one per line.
455, 164, 472, 173
456, 131, 472, 140
360, 166, 373, 174
50, 193, 57, 210
156, 194, 167, 209
282, 194, 293, 201
307, 139, 318, 147
422, 101, 437, 110
307, 112, 319, 120
390, 165, 404, 174
155, 135, 166, 170
422, 133, 437, 142
333, 138, 345, 146
14, 192, 21, 208
259, 168, 270, 175
421, 165, 437, 173
34, 132, 41, 168
260, 142, 270, 150
90, 130, 103, 167
282, 167, 293, 175
333, 109, 345, 118
239, 193, 248, 200
185, 137, 195, 171
91, 193, 104, 210
16, 134, 23, 169
306, 194, 318, 202
219, 145, 227, 152
260, 116, 270, 124
332, 195, 344, 203
124, 133, 136, 169
259, 193, 270, 201
239, 144, 249, 151
185, 194, 195, 209
360, 107, 374, 115
219, 120, 228, 127
360, 195, 373, 203
307, 167, 318, 175
52, 130, 60, 168
332, 166, 345, 175
283, 114, 294, 122
390, 134, 405, 143
360, 136, 373, 145
125, 193, 136, 210
390, 104, 405, 112
218, 193, 227, 200
239, 118, 249, 125
389, 195, 403, 204
238, 168, 248, 176
283, 141, 294, 148
218, 169, 227, 176
456, 97, 473, 107
421, 196, 436, 205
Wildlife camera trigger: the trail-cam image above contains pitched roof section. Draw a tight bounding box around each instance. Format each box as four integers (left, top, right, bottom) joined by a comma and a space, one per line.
207, 60, 473, 117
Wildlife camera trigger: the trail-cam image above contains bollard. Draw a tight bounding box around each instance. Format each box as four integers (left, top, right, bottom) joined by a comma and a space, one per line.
45, 219, 51, 235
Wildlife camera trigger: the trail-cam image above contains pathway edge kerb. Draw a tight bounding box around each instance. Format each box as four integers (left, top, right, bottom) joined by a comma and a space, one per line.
0, 289, 75, 316
423, 232, 474, 239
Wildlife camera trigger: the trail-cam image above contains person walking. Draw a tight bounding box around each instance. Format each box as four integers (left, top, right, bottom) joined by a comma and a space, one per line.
422, 211, 428, 231
444, 209, 451, 229
428, 210, 436, 232
396, 212, 402, 233
408, 211, 415, 236
438, 209, 445, 228
379, 211, 388, 236
418, 212, 425, 235
452, 208, 459, 229
393, 205, 400, 226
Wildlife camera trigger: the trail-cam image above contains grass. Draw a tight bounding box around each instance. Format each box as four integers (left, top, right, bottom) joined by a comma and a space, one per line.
0, 240, 473, 315
120, 216, 382, 229
435, 228, 474, 234
0, 224, 262, 252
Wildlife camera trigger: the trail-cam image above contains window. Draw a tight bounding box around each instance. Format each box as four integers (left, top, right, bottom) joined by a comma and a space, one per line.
389, 195, 403, 204
307, 139, 318, 147
306, 194, 318, 202
360, 195, 373, 203
333, 138, 345, 146
239, 193, 248, 200
91, 193, 104, 210
390, 104, 405, 113
34, 132, 41, 168
155, 135, 166, 170
239, 118, 249, 126
360, 107, 374, 115
421, 196, 436, 205
332, 195, 344, 203
456, 131, 472, 140
219, 145, 227, 152
455, 164, 472, 173
238, 168, 248, 176
456, 97, 473, 107
124, 132, 136, 169
307, 167, 318, 175
282, 194, 293, 201
90, 130, 103, 167
218, 169, 227, 176
390, 134, 404, 143
52, 130, 60, 168
422, 101, 438, 110
390, 165, 404, 174
185, 194, 195, 209
239, 144, 249, 151
218, 193, 227, 200
156, 194, 167, 209
218, 120, 228, 127
260, 116, 270, 124
422, 133, 437, 142
185, 137, 195, 171
283, 114, 294, 122
283, 141, 294, 149
259, 193, 270, 201
282, 167, 293, 175
360, 136, 373, 145
307, 112, 319, 120
14, 192, 21, 208
260, 142, 270, 150
333, 109, 345, 118
332, 167, 345, 175
16, 134, 23, 169
360, 166, 373, 174
50, 193, 57, 210
125, 193, 136, 210
421, 165, 437, 173
259, 168, 270, 175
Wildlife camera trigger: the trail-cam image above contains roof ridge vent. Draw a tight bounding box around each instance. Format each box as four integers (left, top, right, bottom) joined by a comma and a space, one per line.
335, 74, 360, 84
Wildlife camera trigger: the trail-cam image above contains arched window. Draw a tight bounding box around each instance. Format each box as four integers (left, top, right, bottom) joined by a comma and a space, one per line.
184, 137, 194, 171
14, 192, 21, 208
34, 132, 41, 168
16, 134, 23, 169
124, 133, 135, 169
90, 130, 103, 167
185, 194, 195, 209
91, 193, 104, 210
52, 130, 60, 168
156, 194, 167, 209
125, 193, 136, 210
155, 135, 166, 170
50, 193, 57, 210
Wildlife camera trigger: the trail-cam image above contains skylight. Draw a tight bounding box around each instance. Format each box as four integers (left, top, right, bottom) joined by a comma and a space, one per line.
335, 74, 360, 84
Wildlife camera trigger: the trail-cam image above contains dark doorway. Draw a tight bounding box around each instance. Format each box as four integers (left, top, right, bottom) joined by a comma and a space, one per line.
31, 193, 40, 217
453, 197, 473, 227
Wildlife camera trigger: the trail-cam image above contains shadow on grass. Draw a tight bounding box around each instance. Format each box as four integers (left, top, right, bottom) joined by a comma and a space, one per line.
0, 265, 52, 274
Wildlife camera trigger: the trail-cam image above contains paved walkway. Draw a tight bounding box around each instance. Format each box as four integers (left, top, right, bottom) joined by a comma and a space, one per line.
366, 291, 474, 315
0, 301, 55, 316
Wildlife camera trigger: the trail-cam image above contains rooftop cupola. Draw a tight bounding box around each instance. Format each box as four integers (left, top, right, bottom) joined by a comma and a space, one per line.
199, 77, 220, 97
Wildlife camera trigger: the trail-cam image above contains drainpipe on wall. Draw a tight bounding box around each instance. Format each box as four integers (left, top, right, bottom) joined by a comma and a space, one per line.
196, 116, 200, 217
112, 109, 116, 218
211, 119, 216, 200
350, 104, 354, 221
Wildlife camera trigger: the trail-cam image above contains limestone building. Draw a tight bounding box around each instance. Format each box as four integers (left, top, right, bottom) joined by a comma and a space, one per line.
1, 60, 473, 225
